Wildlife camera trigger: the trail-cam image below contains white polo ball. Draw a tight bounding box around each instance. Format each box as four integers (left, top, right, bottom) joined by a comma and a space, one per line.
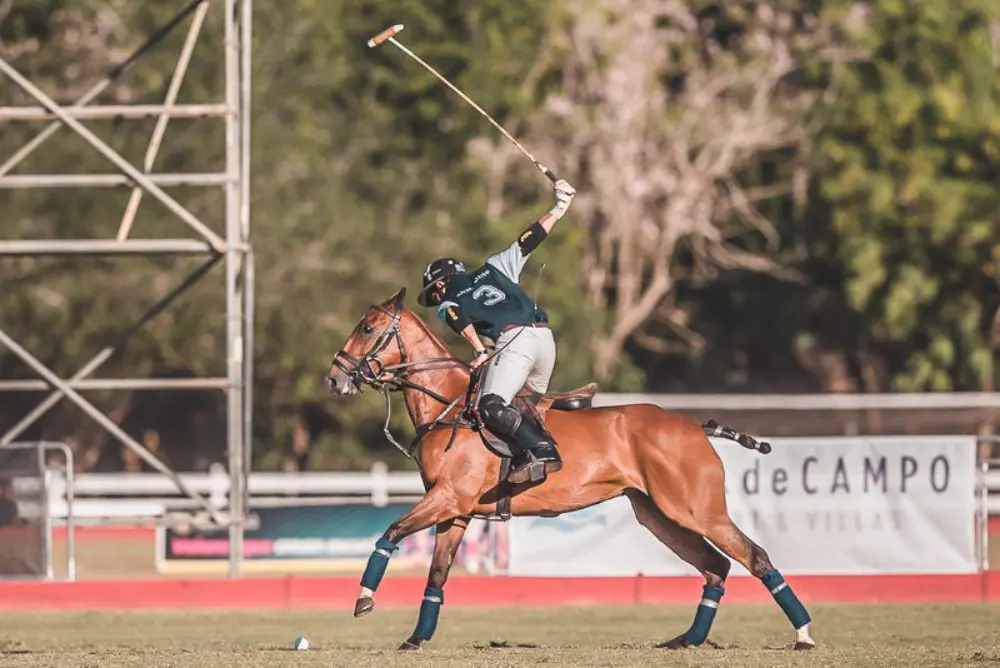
293, 636, 310, 651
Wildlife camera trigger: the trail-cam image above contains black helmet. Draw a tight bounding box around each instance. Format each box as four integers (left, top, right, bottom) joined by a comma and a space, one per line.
418, 258, 466, 306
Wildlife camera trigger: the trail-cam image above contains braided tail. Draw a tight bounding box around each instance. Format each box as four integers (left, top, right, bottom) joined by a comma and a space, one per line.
703, 419, 772, 455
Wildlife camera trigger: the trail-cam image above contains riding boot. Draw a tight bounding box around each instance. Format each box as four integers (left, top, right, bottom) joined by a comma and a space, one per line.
507, 416, 562, 485
478, 393, 562, 485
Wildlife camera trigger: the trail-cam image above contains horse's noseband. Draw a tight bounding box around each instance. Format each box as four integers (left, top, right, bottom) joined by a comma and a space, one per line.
329, 303, 404, 392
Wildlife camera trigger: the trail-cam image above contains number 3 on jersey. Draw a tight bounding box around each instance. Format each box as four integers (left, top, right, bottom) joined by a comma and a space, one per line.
473, 285, 506, 306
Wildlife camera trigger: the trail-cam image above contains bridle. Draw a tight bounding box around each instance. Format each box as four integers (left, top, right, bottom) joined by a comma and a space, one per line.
327, 293, 470, 458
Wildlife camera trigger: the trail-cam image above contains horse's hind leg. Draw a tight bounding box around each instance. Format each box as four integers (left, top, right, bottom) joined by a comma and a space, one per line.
626, 490, 730, 649
638, 428, 814, 650
702, 517, 815, 650
398, 517, 470, 651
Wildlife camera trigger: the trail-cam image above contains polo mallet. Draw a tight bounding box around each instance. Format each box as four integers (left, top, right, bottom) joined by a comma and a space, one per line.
367, 24, 561, 184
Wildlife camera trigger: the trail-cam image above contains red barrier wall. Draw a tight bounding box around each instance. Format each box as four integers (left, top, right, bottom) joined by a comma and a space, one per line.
1, 573, 997, 612
52, 526, 155, 540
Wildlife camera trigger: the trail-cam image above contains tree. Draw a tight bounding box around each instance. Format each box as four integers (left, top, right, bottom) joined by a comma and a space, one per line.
801, 0, 1000, 393
524, 0, 844, 385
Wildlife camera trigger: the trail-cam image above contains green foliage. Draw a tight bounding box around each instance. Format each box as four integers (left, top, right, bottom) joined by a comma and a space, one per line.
807, 0, 1000, 392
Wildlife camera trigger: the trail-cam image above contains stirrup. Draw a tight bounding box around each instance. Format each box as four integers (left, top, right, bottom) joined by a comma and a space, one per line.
507, 445, 561, 484
508, 455, 547, 485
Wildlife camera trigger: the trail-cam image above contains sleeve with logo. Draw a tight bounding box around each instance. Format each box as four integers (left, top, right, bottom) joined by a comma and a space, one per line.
436, 300, 471, 334
485, 222, 548, 284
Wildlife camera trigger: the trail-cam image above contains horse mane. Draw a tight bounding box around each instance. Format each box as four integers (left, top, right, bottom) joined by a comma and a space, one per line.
399, 306, 471, 379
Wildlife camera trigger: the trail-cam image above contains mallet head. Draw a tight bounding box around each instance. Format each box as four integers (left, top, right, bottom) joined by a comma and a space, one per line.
367, 24, 404, 48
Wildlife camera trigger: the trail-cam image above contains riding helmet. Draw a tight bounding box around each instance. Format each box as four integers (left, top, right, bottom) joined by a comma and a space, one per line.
418, 257, 466, 306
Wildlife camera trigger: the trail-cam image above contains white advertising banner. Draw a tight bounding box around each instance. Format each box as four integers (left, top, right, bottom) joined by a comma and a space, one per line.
507, 436, 978, 576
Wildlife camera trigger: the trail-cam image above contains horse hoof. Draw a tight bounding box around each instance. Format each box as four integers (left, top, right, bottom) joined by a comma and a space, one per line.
398, 637, 422, 651
793, 623, 815, 650
657, 634, 692, 649
353, 595, 375, 617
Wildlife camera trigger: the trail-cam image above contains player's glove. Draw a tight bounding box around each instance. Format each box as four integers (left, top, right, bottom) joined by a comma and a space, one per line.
555, 179, 576, 204
551, 179, 576, 220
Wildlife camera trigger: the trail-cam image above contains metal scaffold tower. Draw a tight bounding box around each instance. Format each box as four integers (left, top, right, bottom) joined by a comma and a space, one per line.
0, 0, 254, 577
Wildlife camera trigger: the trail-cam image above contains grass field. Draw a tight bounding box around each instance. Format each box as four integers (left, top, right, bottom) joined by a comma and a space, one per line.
1, 604, 998, 667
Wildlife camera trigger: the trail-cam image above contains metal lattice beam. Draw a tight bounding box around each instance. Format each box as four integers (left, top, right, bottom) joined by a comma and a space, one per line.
0, 256, 220, 446
0, 58, 226, 251
0, 174, 231, 188
0, 0, 207, 179
0, 378, 230, 392
0, 0, 253, 577
0, 328, 223, 523
0, 240, 216, 256
0, 104, 230, 120
119, 1, 211, 242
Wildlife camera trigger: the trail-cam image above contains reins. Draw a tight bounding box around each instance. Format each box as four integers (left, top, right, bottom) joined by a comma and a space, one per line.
328, 294, 531, 460
329, 298, 475, 459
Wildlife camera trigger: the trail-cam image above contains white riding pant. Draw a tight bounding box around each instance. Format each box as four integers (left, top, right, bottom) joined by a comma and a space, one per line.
480, 326, 556, 404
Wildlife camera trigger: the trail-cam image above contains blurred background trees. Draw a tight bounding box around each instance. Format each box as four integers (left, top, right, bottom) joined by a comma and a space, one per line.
1, 0, 997, 471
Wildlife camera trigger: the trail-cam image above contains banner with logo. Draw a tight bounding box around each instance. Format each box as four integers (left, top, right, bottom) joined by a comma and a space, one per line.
507, 436, 978, 576
157, 503, 497, 574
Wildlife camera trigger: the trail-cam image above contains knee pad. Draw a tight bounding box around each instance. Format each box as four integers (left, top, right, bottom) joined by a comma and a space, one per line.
478, 393, 521, 436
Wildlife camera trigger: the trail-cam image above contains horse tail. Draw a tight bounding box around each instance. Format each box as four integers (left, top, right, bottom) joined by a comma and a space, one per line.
702, 419, 772, 455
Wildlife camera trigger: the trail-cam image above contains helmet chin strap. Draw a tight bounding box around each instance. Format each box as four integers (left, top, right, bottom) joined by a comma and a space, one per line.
428, 279, 447, 304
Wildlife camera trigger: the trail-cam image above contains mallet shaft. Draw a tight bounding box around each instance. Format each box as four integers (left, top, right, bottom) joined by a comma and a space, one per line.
369, 26, 559, 184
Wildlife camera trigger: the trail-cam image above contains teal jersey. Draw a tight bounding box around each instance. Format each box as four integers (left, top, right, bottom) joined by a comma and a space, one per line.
437, 232, 548, 342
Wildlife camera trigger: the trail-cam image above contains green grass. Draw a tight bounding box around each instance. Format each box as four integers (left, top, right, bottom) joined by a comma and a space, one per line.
1, 604, 998, 667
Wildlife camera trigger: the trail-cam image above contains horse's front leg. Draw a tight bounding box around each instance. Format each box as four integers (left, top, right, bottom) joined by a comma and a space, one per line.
354, 485, 463, 617
398, 517, 470, 651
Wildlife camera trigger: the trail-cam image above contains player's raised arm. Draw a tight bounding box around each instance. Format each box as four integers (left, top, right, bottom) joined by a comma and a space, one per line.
486, 179, 576, 284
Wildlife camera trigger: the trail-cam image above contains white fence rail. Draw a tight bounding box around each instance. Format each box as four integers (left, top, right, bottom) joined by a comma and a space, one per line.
592, 391, 1000, 410
61, 463, 424, 500
42, 462, 427, 522
35, 457, 1000, 523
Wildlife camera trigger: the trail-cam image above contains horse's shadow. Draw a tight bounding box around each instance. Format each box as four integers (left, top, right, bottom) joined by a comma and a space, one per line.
475, 639, 739, 651
477, 479, 532, 506
477, 477, 562, 519
473, 640, 540, 650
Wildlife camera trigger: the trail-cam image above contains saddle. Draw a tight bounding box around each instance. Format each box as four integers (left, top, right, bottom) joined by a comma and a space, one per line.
534, 382, 599, 413
470, 382, 598, 523
477, 382, 598, 460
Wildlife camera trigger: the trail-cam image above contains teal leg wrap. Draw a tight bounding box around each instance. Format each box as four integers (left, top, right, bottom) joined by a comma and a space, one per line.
360, 536, 398, 591
413, 587, 444, 641
762, 569, 811, 629
683, 584, 725, 645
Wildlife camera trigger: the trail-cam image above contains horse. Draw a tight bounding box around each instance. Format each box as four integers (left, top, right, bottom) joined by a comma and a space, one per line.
325, 288, 816, 651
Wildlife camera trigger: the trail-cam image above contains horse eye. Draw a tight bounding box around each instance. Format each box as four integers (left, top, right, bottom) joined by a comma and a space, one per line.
361, 323, 374, 335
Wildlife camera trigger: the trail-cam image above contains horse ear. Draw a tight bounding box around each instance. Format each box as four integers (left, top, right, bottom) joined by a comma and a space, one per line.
392, 287, 406, 307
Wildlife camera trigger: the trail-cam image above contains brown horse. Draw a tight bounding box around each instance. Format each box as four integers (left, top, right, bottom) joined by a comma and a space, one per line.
326, 288, 816, 651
